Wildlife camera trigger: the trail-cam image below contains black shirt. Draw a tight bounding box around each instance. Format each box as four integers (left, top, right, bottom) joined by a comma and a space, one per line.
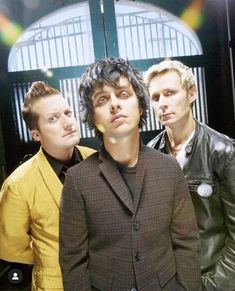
117, 163, 137, 201
102, 146, 137, 201
42, 147, 83, 184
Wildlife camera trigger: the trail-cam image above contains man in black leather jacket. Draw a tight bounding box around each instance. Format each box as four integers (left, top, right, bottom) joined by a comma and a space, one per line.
144, 59, 235, 291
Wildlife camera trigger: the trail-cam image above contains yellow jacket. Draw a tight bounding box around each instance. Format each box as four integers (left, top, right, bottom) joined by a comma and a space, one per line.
0, 146, 95, 290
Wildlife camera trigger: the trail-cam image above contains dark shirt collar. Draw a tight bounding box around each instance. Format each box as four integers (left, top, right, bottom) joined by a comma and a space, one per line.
42, 147, 82, 179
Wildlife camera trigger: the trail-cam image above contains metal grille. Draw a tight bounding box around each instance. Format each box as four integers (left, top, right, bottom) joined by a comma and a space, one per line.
8, 3, 94, 72
8, 1, 207, 142
10, 82, 33, 142
115, 2, 202, 60
60, 78, 95, 138
11, 67, 207, 143
192, 67, 208, 124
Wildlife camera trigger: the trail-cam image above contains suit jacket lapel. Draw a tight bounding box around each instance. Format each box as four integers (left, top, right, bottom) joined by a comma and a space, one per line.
36, 148, 62, 208
133, 146, 146, 215
99, 151, 134, 214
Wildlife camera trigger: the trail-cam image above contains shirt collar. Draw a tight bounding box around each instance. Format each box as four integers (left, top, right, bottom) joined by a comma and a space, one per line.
42, 147, 82, 177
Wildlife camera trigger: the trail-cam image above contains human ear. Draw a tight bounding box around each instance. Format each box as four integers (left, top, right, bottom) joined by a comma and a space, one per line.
31, 129, 41, 142
188, 86, 197, 104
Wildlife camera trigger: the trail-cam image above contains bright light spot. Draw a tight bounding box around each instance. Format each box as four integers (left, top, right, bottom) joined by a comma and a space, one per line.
40, 66, 48, 73
40, 67, 53, 77
109, 137, 117, 144
180, 0, 204, 30
46, 70, 53, 78
0, 14, 22, 46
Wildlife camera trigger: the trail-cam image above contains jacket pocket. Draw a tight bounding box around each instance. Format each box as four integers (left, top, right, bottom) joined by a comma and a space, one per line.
157, 252, 176, 288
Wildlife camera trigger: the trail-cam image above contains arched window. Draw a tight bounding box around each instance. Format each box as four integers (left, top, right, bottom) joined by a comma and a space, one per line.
115, 0, 202, 60
8, 0, 207, 143
8, 2, 94, 72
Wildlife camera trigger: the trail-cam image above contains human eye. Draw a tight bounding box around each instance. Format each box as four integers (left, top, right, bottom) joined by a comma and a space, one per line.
96, 95, 108, 106
48, 115, 58, 123
151, 94, 159, 102
119, 90, 130, 99
65, 109, 72, 117
165, 90, 175, 96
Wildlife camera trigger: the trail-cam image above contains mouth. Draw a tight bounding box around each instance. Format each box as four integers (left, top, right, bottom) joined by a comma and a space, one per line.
111, 114, 126, 123
160, 113, 172, 121
62, 130, 77, 137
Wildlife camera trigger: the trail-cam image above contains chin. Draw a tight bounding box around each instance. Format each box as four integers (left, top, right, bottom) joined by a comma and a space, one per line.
74, 137, 80, 146
68, 137, 80, 147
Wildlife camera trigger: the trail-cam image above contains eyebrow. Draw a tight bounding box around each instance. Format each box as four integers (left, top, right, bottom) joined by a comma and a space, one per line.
45, 106, 71, 115
93, 84, 129, 96
150, 92, 159, 98
117, 84, 131, 90
92, 80, 132, 98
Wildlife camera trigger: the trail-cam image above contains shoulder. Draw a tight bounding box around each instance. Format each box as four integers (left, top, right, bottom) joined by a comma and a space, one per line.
4, 154, 40, 185
141, 146, 185, 186
142, 145, 178, 168
0, 152, 41, 200
194, 122, 235, 173
197, 122, 234, 151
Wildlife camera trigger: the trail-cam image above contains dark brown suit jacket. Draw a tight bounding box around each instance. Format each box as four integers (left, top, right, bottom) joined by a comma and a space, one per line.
59, 145, 201, 291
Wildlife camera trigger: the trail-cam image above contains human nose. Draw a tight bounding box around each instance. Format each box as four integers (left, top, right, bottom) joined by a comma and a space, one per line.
63, 114, 74, 129
110, 94, 121, 112
158, 94, 168, 110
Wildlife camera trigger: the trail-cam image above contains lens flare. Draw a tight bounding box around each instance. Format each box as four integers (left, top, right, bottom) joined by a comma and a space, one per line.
180, 0, 204, 30
0, 13, 23, 46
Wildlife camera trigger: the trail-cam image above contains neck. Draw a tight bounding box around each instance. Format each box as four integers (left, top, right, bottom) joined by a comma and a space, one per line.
166, 118, 195, 156
43, 147, 74, 164
103, 132, 140, 167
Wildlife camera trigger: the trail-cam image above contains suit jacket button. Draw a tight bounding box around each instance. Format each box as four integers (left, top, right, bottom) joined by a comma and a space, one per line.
134, 252, 141, 262
133, 222, 140, 231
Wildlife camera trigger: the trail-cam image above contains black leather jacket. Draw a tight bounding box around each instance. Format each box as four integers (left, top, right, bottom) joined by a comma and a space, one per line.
148, 120, 235, 291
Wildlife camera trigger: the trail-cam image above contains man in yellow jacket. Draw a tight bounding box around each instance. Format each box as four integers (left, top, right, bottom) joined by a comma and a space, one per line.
0, 81, 95, 290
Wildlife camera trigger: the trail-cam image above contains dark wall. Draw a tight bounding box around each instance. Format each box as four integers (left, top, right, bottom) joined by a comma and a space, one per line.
202, 0, 235, 138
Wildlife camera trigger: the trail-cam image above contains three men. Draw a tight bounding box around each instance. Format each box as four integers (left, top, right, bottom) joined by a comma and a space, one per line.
59, 57, 201, 290
0, 82, 95, 290
145, 59, 235, 290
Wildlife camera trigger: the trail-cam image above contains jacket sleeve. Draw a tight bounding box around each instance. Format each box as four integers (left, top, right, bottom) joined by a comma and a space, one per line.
0, 180, 34, 264
202, 148, 235, 291
171, 164, 201, 291
59, 169, 91, 291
